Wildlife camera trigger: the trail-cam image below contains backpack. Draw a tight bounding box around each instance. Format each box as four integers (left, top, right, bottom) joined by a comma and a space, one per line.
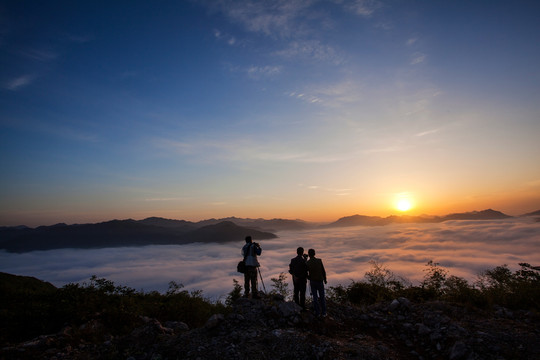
237, 243, 252, 273
237, 260, 246, 273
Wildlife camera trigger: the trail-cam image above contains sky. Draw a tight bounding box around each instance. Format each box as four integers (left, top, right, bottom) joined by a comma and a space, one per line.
1, 0, 540, 227
1, 218, 539, 300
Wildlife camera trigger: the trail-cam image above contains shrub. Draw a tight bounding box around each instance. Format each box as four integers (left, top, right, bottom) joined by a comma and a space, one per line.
421, 260, 448, 298
346, 281, 392, 305
327, 284, 348, 303
226, 279, 243, 306
477, 263, 540, 310
270, 272, 290, 299
365, 260, 407, 292
443, 275, 484, 306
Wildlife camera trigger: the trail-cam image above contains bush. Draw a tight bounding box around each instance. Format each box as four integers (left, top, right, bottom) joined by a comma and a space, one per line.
477, 263, 540, 310
325, 261, 540, 311
270, 272, 290, 299
0, 275, 226, 345
421, 260, 448, 298
347, 281, 393, 305
225, 279, 243, 306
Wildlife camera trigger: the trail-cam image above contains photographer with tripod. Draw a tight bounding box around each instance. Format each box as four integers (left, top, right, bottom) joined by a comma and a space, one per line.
241, 236, 262, 299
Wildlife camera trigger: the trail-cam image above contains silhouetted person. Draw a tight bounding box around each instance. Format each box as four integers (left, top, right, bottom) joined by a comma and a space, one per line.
241, 236, 262, 299
289, 247, 308, 309
306, 248, 327, 317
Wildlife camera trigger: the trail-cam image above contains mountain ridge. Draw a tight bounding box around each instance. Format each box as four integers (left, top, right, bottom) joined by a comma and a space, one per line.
323, 209, 513, 228
1, 209, 536, 253
0, 219, 276, 253
3, 208, 534, 230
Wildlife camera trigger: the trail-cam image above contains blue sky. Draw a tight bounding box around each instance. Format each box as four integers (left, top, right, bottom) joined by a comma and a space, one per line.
1, 0, 540, 226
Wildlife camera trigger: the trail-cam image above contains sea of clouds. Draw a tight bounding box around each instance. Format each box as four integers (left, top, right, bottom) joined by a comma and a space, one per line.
1, 218, 539, 301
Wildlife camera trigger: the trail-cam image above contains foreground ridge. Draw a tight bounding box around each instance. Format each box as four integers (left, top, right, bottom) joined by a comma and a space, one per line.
3, 293, 539, 360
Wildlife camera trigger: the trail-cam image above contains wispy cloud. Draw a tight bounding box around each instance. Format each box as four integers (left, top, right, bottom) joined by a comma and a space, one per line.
153, 136, 346, 164
246, 65, 282, 79
4, 75, 35, 91
286, 91, 322, 104
251, 150, 342, 163
20, 48, 58, 62
226, 64, 282, 80
144, 197, 188, 202
411, 52, 426, 65
287, 80, 362, 107
300, 183, 352, 195
416, 129, 439, 137
407, 37, 418, 46
362, 146, 403, 154
275, 40, 344, 65
214, 29, 237, 46
211, 0, 313, 38
340, 0, 382, 17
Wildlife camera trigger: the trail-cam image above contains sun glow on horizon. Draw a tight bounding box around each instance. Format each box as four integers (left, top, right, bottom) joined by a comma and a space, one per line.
394, 193, 415, 212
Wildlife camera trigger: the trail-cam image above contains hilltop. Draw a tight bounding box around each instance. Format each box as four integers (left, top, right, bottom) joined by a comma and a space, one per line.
1, 267, 539, 360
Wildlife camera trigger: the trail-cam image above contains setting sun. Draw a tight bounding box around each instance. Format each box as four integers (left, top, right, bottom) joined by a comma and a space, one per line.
396, 199, 412, 212
394, 193, 415, 212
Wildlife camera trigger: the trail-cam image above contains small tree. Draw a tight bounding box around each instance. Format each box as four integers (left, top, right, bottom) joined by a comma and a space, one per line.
364, 260, 406, 292
477, 264, 513, 291
422, 260, 448, 297
166, 281, 186, 296
225, 279, 243, 306
270, 272, 290, 299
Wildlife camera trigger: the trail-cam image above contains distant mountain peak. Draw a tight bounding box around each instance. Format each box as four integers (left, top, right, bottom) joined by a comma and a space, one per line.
522, 209, 540, 217
324, 209, 512, 228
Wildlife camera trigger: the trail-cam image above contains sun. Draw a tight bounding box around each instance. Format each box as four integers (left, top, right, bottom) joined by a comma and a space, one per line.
396, 199, 412, 212
394, 193, 415, 212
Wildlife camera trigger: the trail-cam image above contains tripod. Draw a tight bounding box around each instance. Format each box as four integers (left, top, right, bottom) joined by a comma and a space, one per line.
257, 267, 267, 294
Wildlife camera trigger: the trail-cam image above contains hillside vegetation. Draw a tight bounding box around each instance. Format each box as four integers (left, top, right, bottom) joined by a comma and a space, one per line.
1, 261, 539, 359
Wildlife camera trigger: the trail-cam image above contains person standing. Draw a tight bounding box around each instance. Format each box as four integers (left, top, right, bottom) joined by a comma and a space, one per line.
289, 247, 308, 309
241, 236, 262, 299
306, 248, 327, 317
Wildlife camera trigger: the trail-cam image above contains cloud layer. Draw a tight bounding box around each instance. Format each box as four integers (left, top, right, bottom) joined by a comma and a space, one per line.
1, 218, 539, 301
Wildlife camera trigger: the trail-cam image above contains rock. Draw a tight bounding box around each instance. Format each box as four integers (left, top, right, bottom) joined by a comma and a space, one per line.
417, 323, 431, 335
205, 313, 225, 329
278, 301, 302, 317
130, 322, 164, 338
450, 341, 468, 360
389, 299, 400, 311
397, 297, 411, 308
164, 321, 189, 332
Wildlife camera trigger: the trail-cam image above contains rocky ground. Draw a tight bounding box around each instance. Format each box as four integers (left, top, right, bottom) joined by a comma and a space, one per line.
2, 294, 539, 360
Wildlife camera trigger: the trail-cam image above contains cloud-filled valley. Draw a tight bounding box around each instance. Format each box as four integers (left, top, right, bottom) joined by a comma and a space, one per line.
1, 218, 539, 301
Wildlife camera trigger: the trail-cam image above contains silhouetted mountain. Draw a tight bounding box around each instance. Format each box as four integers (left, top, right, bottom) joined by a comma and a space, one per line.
323, 215, 389, 228
186, 221, 277, 243
0, 225, 29, 231
195, 217, 310, 232
0, 272, 56, 294
324, 209, 512, 228
522, 210, 540, 217
441, 209, 511, 221
138, 217, 197, 231
0, 220, 276, 253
